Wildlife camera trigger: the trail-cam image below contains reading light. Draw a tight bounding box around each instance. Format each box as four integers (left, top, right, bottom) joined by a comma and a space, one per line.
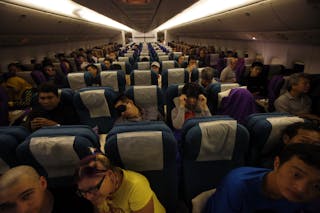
4, 0, 133, 32
156, 0, 264, 31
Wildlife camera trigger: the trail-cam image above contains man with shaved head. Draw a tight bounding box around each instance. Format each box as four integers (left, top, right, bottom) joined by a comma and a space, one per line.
0, 165, 93, 213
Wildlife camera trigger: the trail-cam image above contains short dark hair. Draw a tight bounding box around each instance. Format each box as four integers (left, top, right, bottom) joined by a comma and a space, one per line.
114, 94, 131, 105
188, 55, 197, 64
278, 143, 320, 170
282, 122, 319, 139
182, 82, 202, 98
85, 64, 98, 71
251, 61, 263, 69
201, 67, 215, 81
38, 82, 59, 97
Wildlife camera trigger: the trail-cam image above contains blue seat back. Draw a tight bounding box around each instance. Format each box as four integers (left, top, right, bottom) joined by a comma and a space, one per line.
165, 84, 184, 129
73, 87, 118, 133
105, 122, 178, 212
130, 70, 158, 86
244, 113, 304, 165
181, 116, 249, 203
125, 85, 164, 120
100, 70, 126, 93
0, 126, 30, 174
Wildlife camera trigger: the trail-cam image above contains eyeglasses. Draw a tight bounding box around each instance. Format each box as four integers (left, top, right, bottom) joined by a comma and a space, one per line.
77, 175, 106, 197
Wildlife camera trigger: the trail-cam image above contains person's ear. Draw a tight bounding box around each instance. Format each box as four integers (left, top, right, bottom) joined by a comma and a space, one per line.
273, 156, 280, 171
282, 134, 290, 145
39, 176, 47, 190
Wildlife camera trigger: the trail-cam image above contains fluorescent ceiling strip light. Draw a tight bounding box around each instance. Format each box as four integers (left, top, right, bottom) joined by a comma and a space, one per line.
5, 0, 133, 32
156, 0, 264, 31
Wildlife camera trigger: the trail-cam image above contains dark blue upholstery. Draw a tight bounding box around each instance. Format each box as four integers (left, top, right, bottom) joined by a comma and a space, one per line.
130, 70, 158, 86
244, 113, 304, 165
0, 86, 9, 126
165, 84, 184, 129
125, 85, 164, 119
0, 126, 30, 174
73, 87, 118, 134
181, 116, 249, 204
16, 126, 97, 187
105, 122, 178, 213
100, 70, 126, 93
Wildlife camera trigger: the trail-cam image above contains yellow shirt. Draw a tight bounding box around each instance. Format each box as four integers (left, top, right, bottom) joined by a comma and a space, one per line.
109, 169, 165, 213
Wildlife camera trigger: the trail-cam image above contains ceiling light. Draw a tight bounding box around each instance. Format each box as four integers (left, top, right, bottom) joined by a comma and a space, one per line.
4, 0, 133, 31
252, 36, 256, 40
156, 0, 265, 31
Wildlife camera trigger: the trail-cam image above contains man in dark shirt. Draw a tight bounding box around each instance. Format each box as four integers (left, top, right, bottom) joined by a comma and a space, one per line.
240, 61, 266, 97
24, 82, 79, 131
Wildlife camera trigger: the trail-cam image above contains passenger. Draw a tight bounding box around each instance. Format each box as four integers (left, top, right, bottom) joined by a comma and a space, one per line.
151, 61, 161, 87
108, 51, 118, 62
76, 55, 89, 71
101, 58, 113, 71
24, 82, 80, 131
198, 48, 209, 68
240, 61, 266, 97
75, 153, 165, 213
0, 165, 93, 213
176, 55, 187, 68
204, 143, 320, 213
186, 55, 197, 82
140, 57, 149, 62
85, 64, 101, 86
171, 82, 211, 130
220, 57, 238, 83
7, 63, 22, 77
3, 76, 35, 109
42, 64, 67, 88
200, 67, 217, 89
274, 73, 320, 123
60, 58, 74, 74
114, 95, 163, 124
260, 122, 320, 168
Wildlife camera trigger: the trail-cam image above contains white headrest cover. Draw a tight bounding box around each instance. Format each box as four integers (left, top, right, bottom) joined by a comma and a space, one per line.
80, 89, 110, 118
67, 73, 86, 90
100, 71, 119, 91
262, 116, 304, 154
30, 136, 79, 178
220, 83, 240, 92
168, 68, 185, 85
134, 71, 152, 85
197, 120, 237, 161
117, 131, 163, 171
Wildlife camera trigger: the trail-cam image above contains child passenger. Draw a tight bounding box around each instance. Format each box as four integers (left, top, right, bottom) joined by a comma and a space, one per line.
204, 143, 320, 213
171, 82, 211, 129
74, 153, 165, 213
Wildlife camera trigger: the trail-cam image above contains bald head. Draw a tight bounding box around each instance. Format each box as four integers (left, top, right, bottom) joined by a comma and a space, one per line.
0, 166, 40, 191
0, 166, 49, 213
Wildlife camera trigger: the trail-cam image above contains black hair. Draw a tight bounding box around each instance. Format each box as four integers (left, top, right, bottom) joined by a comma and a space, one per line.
278, 143, 320, 170
188, 55, 197, 64
251, 61, 264, 68
85, 64, 98, 71
182, 82, 202, 98
37, 82, 59, 97
282, 122, 319, 139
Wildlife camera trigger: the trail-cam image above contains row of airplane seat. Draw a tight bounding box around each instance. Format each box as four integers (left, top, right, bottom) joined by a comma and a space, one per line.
0, 113, 305, 212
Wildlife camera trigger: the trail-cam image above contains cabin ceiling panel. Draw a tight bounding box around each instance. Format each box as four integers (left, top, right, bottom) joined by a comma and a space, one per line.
0, 2, 120, 47
73, 0, 198, 32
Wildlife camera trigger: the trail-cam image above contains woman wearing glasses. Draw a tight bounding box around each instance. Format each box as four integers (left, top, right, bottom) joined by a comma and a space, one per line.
74, 153, 165, 213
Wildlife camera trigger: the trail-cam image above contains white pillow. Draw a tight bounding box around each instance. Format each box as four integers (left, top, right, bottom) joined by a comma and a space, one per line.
192, 188, 216, 213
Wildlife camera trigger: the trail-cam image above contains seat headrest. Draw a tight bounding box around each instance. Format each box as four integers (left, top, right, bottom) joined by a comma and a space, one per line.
117, 131, 163, 171
196, 120, 237, 161
100, 71, 119, 91
29, 136, 80, 178
67, 73, 86, 90
79, 89, 110, 118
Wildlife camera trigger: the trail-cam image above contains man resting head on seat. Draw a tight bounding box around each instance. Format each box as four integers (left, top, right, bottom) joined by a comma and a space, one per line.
0, 165, 93, 213
171, 82, 211, 130
74, 153, 165, 213
261, 122, 320, 168
24, 82, 80, 131
114, 95, 163, 124
205, 143, 320, 213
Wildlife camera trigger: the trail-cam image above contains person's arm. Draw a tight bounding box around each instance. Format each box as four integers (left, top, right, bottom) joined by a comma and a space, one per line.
274, 96, 289, 113
198, 94, 212, 116
30, 117, 58, 130
220, 68, 227, 82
